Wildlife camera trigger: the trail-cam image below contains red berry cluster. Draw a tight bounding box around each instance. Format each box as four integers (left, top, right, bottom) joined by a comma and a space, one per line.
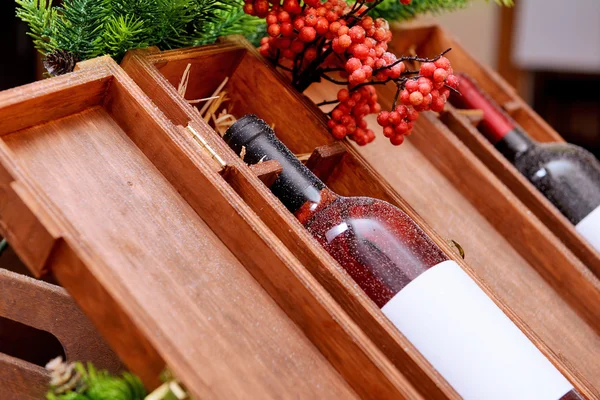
245, 0, 456, 147
335, 17, 406, 91
376, 56, 458, 145
328, 85, 380, 145
376, 105, 417, 146
254, 0, 348, 63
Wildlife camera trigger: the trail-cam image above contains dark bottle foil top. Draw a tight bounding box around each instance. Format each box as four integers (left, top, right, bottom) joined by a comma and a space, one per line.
224, 115, 326, 213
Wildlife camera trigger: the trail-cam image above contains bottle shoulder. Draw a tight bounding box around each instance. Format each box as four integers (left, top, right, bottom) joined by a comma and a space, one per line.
514, 142, 600, 174
513, 141, 600, 224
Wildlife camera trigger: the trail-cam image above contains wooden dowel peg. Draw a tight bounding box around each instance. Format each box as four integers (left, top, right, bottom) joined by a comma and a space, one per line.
455, 109, 485, 127
305, 143, 347, 182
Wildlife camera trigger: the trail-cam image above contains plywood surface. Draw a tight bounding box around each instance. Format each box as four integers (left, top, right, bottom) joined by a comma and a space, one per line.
0, 352, 49, 400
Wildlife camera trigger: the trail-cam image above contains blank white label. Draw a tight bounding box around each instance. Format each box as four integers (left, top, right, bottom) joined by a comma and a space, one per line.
382, 260, 572, 400
576, 205, 600, 252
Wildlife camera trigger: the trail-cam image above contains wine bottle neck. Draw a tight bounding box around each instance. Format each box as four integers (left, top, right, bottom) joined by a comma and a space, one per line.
495, 128, 534, 163
451, 74, 518, 144
224, 115, 338, 215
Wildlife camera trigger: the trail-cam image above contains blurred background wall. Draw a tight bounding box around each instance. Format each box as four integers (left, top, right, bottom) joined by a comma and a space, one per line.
429, 1, 501, 68
1, 1, 38, 91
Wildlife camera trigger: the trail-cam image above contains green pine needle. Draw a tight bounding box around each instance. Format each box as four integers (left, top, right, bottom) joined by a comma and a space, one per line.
370, 0, 513, 22
15, 0, 265, 62
102, 15, 147, 59
15, 0, 57, 54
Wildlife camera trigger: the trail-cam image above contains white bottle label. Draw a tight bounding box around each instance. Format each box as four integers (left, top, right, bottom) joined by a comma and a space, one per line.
576, 205, 600, 252
381, 260, 573, 400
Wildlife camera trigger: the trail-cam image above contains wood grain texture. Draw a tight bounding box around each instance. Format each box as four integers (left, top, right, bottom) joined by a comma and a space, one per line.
358, 104, 600, 393
305, 143, 347, 182
441, 105, 600, 276
0, 267, 122, 399
0, 168, 58, 276
195, 37, 598, 397
123, 42, 459, 399
2, 105, 359, 399
0, 72, 111, 137
248, 160, 282, 187
0, 268, 121, 370
386, 24, 600, 275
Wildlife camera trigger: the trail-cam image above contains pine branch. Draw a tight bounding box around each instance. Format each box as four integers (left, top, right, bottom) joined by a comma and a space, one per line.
188, 4, 265, 46
52, 0, 111, 59
15, 0, 58, 54
370, 0, 512, 22
102, 14, 147, 59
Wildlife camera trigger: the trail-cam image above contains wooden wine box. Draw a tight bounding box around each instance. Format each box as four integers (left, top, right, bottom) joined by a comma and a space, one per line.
120, 36, 600, 398
0, 33, 598, 399
383, 23, 600, 276
333, 24, 600, 394
0, 56, 417, 399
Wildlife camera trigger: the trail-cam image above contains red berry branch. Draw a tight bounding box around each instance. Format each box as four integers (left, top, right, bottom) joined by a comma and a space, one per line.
244, 0, 458, 146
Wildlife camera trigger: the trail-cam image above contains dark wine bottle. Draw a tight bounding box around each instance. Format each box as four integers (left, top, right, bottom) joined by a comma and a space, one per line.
224, 115, 580, 400
450, 74, 600, 252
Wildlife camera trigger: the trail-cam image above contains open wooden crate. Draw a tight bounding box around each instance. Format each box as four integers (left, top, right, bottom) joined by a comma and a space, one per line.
384, 24, 600, 277
122, 36, 599, 398
0, 55, 440, 399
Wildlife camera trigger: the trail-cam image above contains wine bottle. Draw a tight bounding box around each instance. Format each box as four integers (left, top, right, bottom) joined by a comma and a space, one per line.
449, 73, 600, 252
224, 115, 580, 400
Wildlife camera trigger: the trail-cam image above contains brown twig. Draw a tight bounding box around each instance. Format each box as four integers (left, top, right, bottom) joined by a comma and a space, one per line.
316, 99, 341, 107
320, 73, 348, 85
373, 48, 452, 73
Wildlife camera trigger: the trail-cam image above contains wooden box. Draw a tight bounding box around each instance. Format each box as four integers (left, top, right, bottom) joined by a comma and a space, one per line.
384, 24, 600, 276
121, 37, 599, 397
0, 56, 422, 399
321, 24, 600, 394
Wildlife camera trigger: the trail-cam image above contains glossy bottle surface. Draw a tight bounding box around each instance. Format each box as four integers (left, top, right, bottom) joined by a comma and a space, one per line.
300, 192, 447, 307
514, 138, 600, 224
224, 115, 447, 307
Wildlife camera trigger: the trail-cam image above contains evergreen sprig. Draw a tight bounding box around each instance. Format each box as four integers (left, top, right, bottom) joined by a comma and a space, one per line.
15, 0, 264, 62
46, 360, 146, 400
370, 0, 513, 22
15, 0, 57, 54
16, 0, 511, 75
